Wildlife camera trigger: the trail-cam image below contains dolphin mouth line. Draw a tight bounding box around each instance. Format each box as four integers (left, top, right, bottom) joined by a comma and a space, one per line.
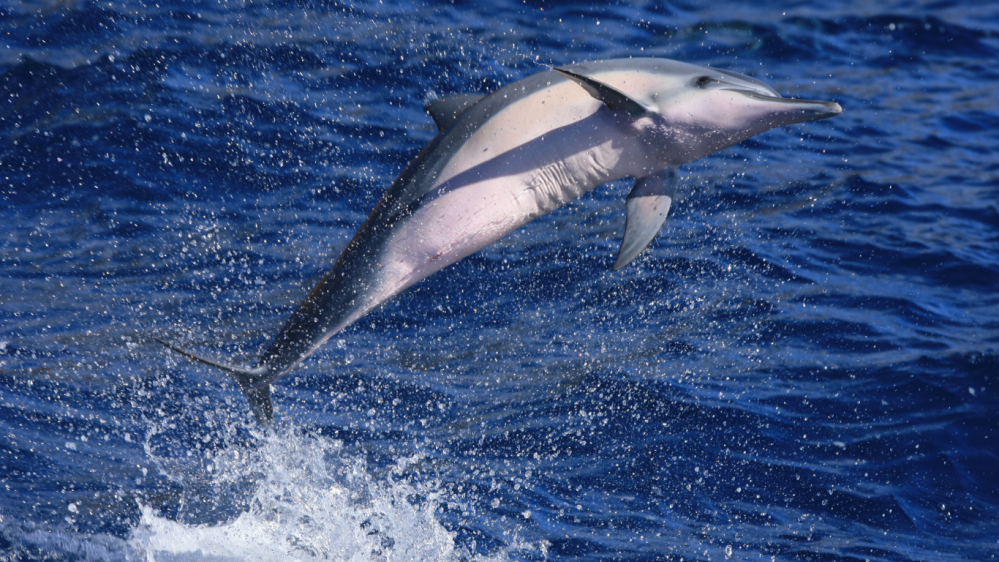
732, 89, 843, 112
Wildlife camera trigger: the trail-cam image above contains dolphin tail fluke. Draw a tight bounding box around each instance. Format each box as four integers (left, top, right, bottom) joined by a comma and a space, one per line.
152, 337, 274, 425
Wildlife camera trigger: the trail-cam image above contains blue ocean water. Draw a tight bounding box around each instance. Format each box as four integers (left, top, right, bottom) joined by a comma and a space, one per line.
1, 0, 997, 559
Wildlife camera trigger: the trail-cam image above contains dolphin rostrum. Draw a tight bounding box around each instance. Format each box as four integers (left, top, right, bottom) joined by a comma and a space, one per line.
157, 58, 841, 423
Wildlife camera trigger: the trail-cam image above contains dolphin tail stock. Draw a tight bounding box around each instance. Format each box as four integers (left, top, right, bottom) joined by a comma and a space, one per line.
152, 337, 274, 425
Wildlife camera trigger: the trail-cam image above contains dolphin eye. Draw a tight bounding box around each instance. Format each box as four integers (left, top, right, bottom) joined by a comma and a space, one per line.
696, 76, 719, 88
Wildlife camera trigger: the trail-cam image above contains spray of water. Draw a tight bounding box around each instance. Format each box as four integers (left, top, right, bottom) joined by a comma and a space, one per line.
130, 427, 461, 561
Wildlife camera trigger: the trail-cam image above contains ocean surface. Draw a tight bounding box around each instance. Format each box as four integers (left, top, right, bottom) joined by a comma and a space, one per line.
1, 0, 997, 560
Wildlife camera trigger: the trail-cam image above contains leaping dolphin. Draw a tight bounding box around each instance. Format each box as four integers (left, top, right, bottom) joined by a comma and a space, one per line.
157, 58, 841, 424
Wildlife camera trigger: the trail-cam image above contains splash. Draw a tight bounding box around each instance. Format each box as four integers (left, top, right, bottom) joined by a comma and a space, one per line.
0, 425, 516, 561
130, 428, 461, 561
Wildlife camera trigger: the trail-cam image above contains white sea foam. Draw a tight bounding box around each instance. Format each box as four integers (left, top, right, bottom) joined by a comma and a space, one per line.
129, 428, 462, 561
0, 427, 485, 561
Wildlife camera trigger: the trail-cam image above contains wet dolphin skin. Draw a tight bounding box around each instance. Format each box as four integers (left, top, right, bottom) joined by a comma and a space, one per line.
158, 57, 842, 423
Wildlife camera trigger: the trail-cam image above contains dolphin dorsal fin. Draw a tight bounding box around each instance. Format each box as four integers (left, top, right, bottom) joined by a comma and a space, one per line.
613, 167, 678, 270
554, 67, 652, 116
424, 93, 486, 130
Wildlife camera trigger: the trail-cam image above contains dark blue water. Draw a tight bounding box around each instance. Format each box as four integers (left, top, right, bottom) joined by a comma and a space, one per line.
2, 0, 997, 560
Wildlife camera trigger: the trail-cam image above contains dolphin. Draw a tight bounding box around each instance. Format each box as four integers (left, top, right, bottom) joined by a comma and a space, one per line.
157, 57, 841, 424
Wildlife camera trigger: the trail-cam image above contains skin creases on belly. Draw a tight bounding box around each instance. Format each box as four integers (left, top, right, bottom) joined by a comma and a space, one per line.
518, 160, 574, 214
518, 143, 624, 216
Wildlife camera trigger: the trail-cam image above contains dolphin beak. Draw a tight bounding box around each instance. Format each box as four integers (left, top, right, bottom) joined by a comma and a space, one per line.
708, 74, 842, 123
738, 91, 843, 124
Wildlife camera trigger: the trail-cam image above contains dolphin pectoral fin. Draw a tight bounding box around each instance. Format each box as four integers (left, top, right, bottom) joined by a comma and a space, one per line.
553, 67, 652, 116
613, 167, 678, 271
424, 93, 486, 130
153, 337, 274, 425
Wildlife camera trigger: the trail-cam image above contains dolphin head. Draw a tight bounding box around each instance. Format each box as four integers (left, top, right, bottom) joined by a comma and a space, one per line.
643, 62, 842, 164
